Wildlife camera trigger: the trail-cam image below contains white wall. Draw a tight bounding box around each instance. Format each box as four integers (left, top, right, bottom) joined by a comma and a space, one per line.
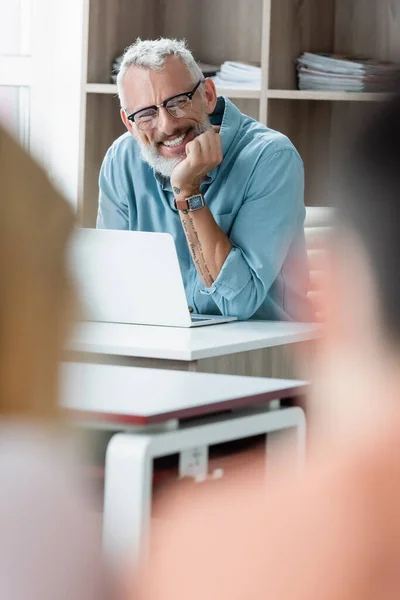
29, 0, 88, 208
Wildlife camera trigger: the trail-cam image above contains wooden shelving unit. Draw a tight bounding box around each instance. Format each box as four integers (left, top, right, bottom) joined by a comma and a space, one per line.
85, 83, 262, 99
78, 0, 400, 226
266, 90, 389, 101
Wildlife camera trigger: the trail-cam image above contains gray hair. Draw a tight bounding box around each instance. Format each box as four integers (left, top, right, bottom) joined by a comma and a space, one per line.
117, 38, 204, 109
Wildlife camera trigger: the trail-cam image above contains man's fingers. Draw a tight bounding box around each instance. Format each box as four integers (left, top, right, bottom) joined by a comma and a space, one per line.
186, 130, 222, 169
186, 137, 201, 160
199, 132, 213, 155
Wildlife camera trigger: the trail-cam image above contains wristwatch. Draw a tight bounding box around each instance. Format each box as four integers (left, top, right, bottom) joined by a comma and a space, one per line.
174, 193, 205, 213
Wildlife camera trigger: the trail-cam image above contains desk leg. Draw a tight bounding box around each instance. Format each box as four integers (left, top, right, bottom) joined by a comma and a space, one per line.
103, 408, 306, 564
103, 434, 153, 566
266, 407, 307, 475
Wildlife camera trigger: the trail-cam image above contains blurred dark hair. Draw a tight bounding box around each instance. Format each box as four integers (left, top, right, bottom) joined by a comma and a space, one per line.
336, 94, 400, 342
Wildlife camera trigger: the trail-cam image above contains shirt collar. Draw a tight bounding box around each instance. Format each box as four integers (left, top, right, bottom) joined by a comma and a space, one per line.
155, 171, 170, 190
155, 96, 242, 191
207, 96, 241, 183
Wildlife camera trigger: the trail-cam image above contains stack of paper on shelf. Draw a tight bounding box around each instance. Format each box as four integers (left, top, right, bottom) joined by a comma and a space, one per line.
211, 61, 261, 90
297, 53, 400, 92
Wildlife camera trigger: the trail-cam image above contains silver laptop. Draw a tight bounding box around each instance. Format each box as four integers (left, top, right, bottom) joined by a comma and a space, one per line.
69, 228, 237, 328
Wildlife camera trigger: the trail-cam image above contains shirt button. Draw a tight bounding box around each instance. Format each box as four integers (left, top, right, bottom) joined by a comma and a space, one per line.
188, 306, 194, 313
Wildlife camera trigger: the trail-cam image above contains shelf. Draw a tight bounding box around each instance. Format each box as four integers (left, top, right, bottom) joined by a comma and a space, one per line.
215, 88, 261, 99
86, 85, 387, 102
86, 84, 118, 94
267, 90, 389, 102
85, 83, 261, 99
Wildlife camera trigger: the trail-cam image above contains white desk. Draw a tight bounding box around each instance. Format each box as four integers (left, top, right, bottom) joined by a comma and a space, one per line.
67, 320, 320, 379
61, 362, 308, 563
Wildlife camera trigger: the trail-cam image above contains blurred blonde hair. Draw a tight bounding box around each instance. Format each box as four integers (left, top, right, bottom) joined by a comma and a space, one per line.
0, 126, 75, 419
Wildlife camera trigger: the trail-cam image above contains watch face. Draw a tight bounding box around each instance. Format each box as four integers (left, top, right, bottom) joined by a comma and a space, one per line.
188, 194, 204, 211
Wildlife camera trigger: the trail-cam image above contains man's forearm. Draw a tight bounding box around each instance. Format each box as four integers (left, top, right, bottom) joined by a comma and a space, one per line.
179, 204, 232, 288
170, 127, 228, 286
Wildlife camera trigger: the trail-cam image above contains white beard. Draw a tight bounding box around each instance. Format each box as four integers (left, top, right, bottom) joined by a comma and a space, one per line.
139, 146, 183, 178
138, 118, 212, 178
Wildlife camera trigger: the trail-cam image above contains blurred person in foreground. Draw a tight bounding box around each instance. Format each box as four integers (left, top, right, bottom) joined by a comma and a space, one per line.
132, 96, 400, 599
0, 126, 109, 599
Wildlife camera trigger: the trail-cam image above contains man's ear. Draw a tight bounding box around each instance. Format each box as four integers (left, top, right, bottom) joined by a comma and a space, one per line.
120, 108, 137, 139
203, 78, 218, 115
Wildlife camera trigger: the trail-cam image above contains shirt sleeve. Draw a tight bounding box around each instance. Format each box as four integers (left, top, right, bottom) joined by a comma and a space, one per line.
97, 145, 130, 229
198, 149, 305, 320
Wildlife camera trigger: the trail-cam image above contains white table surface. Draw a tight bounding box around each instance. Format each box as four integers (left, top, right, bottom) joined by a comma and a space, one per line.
67, 320, 320, 361
61, 362, 308, 425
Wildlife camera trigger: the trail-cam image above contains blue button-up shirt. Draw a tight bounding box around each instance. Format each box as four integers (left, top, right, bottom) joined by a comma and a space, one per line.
97, 97, 310, 321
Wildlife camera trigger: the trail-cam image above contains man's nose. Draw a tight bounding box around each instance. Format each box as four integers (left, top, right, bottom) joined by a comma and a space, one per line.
157, 107, 179, 136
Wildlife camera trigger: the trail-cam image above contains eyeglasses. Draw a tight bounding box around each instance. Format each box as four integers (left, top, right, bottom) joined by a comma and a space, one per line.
126, 80, 204, 131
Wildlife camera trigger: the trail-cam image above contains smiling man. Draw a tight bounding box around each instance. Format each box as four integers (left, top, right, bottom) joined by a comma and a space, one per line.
97, 38, 310, 321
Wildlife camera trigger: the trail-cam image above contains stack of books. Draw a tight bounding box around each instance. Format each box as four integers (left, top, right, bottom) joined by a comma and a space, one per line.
211, 61, 261, 90
297, 53, 400, 92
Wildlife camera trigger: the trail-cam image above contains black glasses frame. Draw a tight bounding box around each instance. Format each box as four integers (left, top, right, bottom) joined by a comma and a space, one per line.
126, 80, 203, 125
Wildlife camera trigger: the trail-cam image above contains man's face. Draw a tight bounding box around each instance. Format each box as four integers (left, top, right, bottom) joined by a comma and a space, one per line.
121, 57, 217, 177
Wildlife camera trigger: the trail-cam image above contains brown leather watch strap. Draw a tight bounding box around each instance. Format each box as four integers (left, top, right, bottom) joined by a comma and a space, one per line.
174, 198, 190, 211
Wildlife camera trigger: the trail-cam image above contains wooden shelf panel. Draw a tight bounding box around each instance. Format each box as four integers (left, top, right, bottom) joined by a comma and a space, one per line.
86, 85, 387, 102
267, 99, 380, 206
267, 90, 389, 101
86, 83, 261, 99
215, 88, 261, 99
268, 0, 400, 90
87, 0, 263, 83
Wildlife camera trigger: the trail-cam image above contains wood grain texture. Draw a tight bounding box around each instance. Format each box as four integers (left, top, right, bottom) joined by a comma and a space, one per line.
329, 0, 400, 170
267, 90, 389, 101
231, 99, 260, 120
159, 0, 262, 65
82, 94, 126, 227
329, 100, 383, 196
197, 342, 315, 380
334, 0, 400, 61
64, 351, 197, 371
259, 0, 272, 123
266, 0, 400, 207
87, 0, 161, 83
65, 342, 315, 380
269, 0, 335, 89
87, 0, 264, 83
268, 99, 334, 207
268, 96, 385, 207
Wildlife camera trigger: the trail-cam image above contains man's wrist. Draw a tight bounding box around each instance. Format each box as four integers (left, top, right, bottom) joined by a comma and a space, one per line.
174, 191, 206, 213
172, 184, 201, 199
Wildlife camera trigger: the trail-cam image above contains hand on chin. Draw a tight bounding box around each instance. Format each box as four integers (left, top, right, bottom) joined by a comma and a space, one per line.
170, 129, 222, 194
170, 155, 200, 193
